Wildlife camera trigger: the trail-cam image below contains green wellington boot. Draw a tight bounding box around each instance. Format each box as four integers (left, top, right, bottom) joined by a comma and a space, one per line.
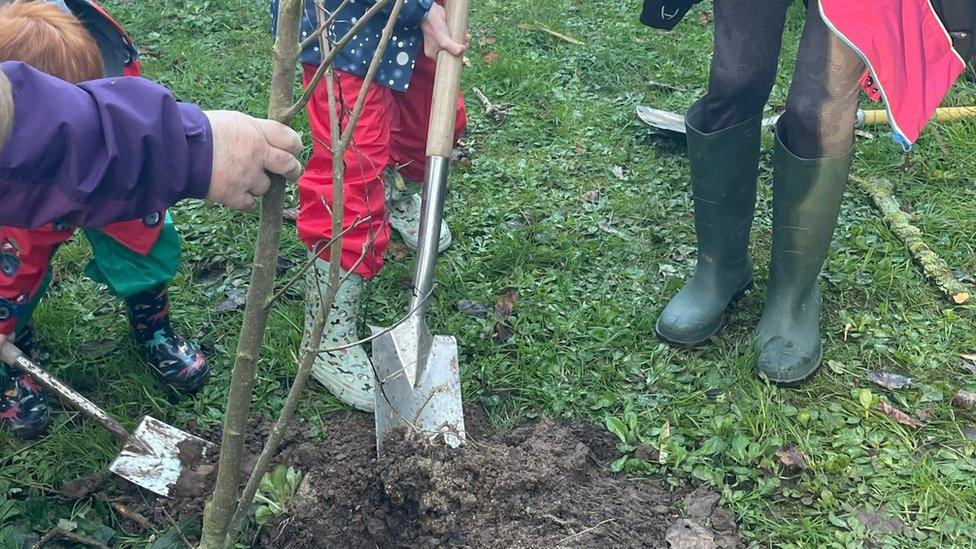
302, 258, 374, 411
655, 103, 763, 346
755, 132, 852, 385
385, 168, 453, 253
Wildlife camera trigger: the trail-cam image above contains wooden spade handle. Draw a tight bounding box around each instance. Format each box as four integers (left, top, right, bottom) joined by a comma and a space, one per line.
426, 0, 470, 158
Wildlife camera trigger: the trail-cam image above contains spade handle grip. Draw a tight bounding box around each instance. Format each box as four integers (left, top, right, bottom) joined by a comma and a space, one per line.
425, 0, 470, 157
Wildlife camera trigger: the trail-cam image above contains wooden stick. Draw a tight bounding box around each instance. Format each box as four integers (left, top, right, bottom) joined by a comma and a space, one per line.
852, 176, 971, 304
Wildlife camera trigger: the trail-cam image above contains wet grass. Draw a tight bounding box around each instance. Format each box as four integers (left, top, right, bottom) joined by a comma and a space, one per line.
1, 0, 975, 546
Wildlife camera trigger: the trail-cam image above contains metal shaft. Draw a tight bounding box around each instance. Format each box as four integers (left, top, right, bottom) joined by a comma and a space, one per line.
2, 343, 131, 442
409, 155, 450, 315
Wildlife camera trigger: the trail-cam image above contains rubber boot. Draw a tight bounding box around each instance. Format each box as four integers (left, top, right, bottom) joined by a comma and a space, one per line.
755, 131, 852, 385
126, 286, 209, 393
0, 326, 50, 438
303, 258, 373, 411
655, 103, 763, 346
385, 168, 453, 252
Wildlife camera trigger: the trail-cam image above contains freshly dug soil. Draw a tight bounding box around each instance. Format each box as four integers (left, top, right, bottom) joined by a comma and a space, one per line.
94, 409, 738, 548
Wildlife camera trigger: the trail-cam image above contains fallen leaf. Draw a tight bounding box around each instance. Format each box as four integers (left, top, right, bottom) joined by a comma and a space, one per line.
853, 508, 904, 535
492, 289, 518, 342
953, 292, 971, 304
216, 289, 247, 313
775, 446, 808, 470
877, 400, 924, 428
60, 474, 107, 500
634, 444, 660, 462
387, 240, 410, 262
952, 390, 976, 411
698, 9, 713, 26
478, 35, 496, 46
456, 299, 490, 319
78, 338, 120, 357
581, 189, 601, 203
665, 518, 717, 549
611, 166, 625, 180
866, 371, 912, 390
482, 51, 499, 64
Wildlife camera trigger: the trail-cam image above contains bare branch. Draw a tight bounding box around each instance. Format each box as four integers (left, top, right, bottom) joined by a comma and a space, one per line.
298, 0, 352, 50
263, 215, 373, 308
283, 0, 391, 120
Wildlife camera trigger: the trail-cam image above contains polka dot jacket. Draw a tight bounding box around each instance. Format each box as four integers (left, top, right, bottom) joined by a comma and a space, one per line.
272, 0, 433, 92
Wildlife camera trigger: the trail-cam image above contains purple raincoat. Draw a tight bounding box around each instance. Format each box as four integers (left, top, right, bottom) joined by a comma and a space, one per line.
0, 61, 213, 228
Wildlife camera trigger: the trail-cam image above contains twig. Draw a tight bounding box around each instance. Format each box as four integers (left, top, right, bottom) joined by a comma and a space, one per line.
33, 529, 109, 549
851, 176, 971, 304
161, 508, 193, 549
298, 0, 351, 49
264, 215, 373, 308
318, 286, 434, 354
471, 87, 507, 122
107, 499, 150, 531
555, 518, 616, 546
283, 0, 391, 120
517, 22, 585, 45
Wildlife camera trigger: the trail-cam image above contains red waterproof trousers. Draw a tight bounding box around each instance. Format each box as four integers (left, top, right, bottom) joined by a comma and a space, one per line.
296, 48, 467, 279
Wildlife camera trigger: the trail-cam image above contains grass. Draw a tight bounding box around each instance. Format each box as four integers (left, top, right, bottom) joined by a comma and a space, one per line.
2, 0, 976, 546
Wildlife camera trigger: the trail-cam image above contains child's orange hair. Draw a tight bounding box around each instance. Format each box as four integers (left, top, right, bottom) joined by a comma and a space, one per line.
0, 1, 103, 84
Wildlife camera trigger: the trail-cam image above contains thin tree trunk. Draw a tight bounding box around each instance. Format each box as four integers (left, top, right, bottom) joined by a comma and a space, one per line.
198, 0, 303, 546
215, 0, 405, 544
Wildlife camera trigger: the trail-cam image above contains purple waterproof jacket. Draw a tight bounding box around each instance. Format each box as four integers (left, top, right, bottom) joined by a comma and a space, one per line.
0, 61, 213, 228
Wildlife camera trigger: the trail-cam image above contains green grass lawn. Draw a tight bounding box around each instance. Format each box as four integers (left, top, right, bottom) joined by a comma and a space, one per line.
2, 0, 976, 546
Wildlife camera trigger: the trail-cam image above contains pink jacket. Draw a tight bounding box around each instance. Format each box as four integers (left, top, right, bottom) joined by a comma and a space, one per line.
820, 0, 969, 147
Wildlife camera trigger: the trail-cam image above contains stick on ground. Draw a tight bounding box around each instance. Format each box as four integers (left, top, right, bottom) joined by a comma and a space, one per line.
852, 176, 971, 304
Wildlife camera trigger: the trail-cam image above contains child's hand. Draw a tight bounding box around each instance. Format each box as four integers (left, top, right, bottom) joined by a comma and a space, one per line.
422, 3, 470, 59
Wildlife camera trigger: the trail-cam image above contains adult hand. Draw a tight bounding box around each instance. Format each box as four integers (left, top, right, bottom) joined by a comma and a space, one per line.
204, 110, 304, 211
421, 3, 470, 59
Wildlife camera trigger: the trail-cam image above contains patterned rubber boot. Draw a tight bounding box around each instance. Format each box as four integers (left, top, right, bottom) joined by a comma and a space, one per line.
0, 326, 51, 438
385, 168, 453, 253
303, 258, 373, 411
125, 286, 209, 393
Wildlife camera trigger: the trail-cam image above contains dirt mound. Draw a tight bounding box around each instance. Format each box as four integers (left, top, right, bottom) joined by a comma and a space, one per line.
95, 409, 737, 548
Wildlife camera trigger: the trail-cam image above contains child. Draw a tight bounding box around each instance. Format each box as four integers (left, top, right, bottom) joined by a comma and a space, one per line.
272, 0, 467, 410
0, 0, 209, 437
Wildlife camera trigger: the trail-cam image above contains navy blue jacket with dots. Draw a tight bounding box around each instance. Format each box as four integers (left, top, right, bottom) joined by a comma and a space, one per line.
272, 0, 434, 92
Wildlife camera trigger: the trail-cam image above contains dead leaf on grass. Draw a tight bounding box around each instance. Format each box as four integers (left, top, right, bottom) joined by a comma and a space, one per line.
951, 390, 976, 411
456, 299, 490, 319
482, 51, 499, 64
877, 400, 924, 429
866, 371, 912, 390
216, 289, 247, 313
698, 10, 713, 26
492, 289, 518, 342
611, 165, 625, 180
853, 507, 904, 535
775, 446, 808, 470
953, 292, 971, 304
479, 35, 496, 46
581, 189, 601, 203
